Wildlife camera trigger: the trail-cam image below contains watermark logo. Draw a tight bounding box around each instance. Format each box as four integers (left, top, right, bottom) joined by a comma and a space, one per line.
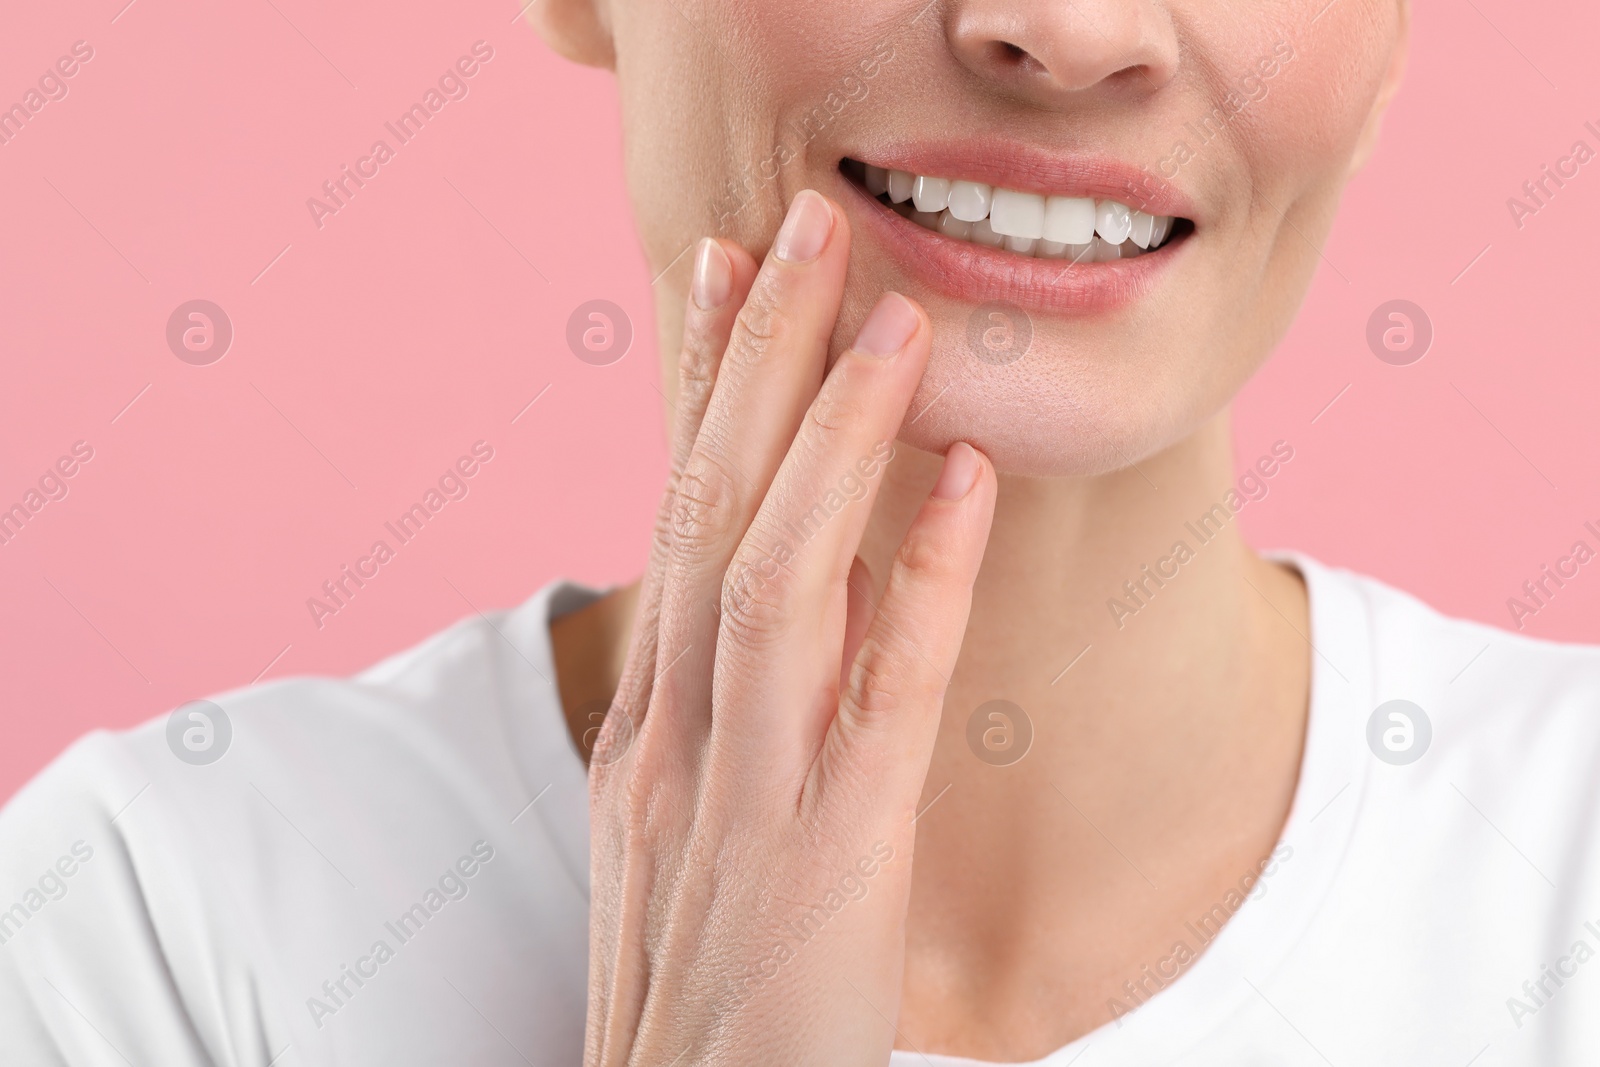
166, 699, 232, 765
306, 41, 496, 230
738, 841, 894, 1002
578, 697, 634, 767
567, 299, 632, 366
166, 300, 233, 366
1366, 299, 1431, 366
0, 840, 95, 946
305, 839, 497, 1029
1366, 699, 1431, 765
306, 442, 495, 629
0, 40, 95, 149
1506, 918, 1600, 1029
965, 302, 1031, 366
723, 441, 895, 619
966, 699, 1033, 766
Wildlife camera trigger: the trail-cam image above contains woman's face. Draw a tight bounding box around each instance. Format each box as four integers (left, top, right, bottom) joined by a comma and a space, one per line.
570, 0, 1406, 476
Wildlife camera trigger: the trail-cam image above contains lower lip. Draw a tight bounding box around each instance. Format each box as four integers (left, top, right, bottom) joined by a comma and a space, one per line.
839, 178, 1186, 315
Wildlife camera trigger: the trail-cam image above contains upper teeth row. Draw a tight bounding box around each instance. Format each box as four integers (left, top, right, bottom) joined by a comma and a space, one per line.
864, 165, 1174, 250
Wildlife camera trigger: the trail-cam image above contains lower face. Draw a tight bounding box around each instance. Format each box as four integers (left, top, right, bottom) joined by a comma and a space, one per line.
612, 1, 1402, 477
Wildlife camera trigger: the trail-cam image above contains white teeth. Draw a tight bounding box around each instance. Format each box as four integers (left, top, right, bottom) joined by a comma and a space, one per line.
937, 210, 971, 239
1095, 199, 1132, 244
1129, 210, 1155, 249
1042, 196, 1096, 245
865, 164, 1177, 260
946, 180, 993, 223
989, 188, 1046, 240
912, 175, 951, 213
969, 217, 1005, 247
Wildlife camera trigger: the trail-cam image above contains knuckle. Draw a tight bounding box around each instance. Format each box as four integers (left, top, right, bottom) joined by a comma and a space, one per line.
671, 451, 743, 557
894, 526, 960, 581
841, 637, 915, 719
720, 547, 794, 649
727, 285, 790, 367
677, 331, 718, 400
805, 379, 870, 436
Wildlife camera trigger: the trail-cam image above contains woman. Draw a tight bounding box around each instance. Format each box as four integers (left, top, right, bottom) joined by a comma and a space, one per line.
3, 0, 1597, 1064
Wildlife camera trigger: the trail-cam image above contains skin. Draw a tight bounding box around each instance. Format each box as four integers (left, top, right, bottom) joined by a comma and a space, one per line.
539, 0, 1411, 1059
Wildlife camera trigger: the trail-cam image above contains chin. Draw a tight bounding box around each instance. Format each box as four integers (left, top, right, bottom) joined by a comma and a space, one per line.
884, 328, 1199, 480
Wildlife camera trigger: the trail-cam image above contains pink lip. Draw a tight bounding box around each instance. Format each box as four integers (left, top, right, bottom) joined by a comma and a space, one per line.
839, 180, 1186, 316
835, 142, 1196, 315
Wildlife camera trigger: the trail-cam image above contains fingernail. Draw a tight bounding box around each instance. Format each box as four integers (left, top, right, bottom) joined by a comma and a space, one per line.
692, 238, 732, 311
853, 292, 919, 358
932, 442, 981, 500
774, 190, 833, 263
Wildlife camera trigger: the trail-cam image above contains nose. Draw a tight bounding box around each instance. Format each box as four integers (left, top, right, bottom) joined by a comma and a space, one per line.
945, 0, 1179, 103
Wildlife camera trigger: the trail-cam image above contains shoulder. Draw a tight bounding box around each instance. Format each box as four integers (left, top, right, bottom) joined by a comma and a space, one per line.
1259, 556, 1600, 1054
1295, 552, 1600, 734
1294, 552, 1600, 890
0, 580, 597, 1065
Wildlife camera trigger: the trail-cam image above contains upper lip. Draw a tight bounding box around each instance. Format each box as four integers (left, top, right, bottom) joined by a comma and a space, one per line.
845, 139, 1197, 221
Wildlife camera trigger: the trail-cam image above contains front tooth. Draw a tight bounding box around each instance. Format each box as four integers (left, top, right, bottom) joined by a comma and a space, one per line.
989, 189, 1045, 240
946, 180, 993, 223
1004, 234, 1037, 255
1129, 210, 1155, 249
1092, 236, 1123, 262
969, 218, 1005, 247
1042, 196, 1096, 245
937, 210, 972, 239
912, 175, 951, 213
912, 209, 942, 230
1095, 200, 1132, 243
1067, 242, 1095, 263
864, 165, 889, 197
1038, 239, 1069, 259
887, 169, 915, 203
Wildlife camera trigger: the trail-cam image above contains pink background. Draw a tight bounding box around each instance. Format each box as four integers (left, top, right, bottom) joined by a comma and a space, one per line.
2, 1, 1596, 803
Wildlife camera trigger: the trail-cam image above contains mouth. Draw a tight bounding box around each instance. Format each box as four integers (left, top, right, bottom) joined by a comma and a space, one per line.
842, 157, 1189, 262
838, 152, 1195, 313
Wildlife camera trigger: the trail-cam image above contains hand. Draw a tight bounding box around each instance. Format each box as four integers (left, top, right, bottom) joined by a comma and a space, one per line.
585, 190, 997, 1066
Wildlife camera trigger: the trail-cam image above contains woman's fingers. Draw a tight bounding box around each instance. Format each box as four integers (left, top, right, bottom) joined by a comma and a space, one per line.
651, 191, 852, 743
711, 293, 933, 759
812, 443, 997, 821
839, 556, 876, 698
603, 237, 757, 769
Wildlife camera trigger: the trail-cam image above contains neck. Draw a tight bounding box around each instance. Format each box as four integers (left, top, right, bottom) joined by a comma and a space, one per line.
857, 415, 1309, 1054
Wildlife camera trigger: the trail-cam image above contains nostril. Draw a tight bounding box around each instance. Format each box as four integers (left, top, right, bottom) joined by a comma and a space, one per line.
995, 41, 1029, 66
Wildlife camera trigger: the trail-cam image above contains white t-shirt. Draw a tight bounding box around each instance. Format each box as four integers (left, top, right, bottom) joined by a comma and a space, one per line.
3, 554, 1599, 1066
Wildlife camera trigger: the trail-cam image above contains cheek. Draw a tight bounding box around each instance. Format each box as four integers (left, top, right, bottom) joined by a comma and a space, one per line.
615, 0, 911, 272
1224, 1, 1400, 195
